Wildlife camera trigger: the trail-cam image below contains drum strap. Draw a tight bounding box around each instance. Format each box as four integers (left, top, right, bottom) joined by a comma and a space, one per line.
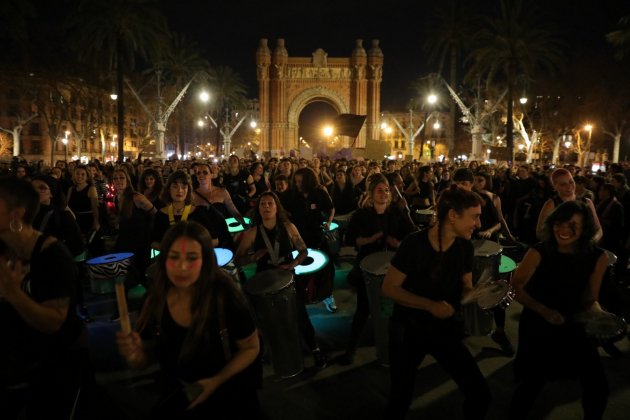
167, 205, 192, 225
217, 290, 232, 361
260, 225, 281, 266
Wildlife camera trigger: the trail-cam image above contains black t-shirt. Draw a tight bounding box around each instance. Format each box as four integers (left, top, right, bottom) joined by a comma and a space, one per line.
390, 230, 473, 332
140, 279, 259, 399
1, 238, 83, 384
223, 169, 251, 199
287, 186, 334, 247
153, 207, 233, 250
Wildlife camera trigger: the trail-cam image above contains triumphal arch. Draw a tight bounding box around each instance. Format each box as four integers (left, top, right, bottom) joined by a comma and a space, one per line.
256, 38, 383, 155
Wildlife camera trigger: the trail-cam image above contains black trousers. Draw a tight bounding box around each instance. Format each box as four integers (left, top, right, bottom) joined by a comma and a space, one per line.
384, 320, 491, 420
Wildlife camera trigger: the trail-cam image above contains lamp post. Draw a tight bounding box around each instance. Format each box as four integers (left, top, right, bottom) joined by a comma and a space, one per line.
384, 93, 438, 159
62, 130, 70, 162
199, 91, 249, 156
584, 124, 593, 168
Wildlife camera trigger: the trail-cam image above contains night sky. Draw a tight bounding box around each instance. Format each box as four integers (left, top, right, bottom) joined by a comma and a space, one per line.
159, 0, 628, 109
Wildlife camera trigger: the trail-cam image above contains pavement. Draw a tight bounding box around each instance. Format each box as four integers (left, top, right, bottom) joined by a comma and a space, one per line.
79, 247, 630, 420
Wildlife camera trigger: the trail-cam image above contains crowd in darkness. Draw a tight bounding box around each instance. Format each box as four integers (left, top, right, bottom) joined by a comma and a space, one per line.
2, 152, 630, 419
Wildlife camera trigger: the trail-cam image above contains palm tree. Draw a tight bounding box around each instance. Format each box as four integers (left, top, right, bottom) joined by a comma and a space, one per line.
424, 0, 480, 155
65, 0, 170, 161
465, 0, 564, 164
607, 15, 630, 60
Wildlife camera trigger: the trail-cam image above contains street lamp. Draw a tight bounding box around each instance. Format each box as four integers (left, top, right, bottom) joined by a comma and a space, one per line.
62, 131, 70, 162
584, 124, 594, 167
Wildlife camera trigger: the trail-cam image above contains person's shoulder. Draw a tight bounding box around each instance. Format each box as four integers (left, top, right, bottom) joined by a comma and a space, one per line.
402, 229, 426, 247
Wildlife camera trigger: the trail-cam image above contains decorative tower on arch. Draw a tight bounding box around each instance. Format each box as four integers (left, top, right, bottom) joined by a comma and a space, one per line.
256, 38, 383, 155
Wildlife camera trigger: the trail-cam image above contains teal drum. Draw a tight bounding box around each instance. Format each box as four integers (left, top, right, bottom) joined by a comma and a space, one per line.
291, 248, 331, 304
225, 217, 251, 234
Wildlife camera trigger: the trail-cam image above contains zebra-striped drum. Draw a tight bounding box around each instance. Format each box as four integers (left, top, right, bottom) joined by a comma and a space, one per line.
86, 252, 134, 294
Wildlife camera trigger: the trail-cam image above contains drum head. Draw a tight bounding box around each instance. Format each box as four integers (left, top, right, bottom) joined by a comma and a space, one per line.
225, 217, 251, 233
86, 252, 134, 280
322, 221, 339, 231
499, 255, 517, 274
244, 269, 294, 295
360, 251, 396, 276
86, 252, 134, 266
214, 248, 234, 267
472, 240, 503, 257
291, 249, 329, 275
477, 281, 511, 310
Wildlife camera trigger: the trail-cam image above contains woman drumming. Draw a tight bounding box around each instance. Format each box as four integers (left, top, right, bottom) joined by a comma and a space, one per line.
110, 168, 156, 290
509, 201, 609, 419
192, 162, 247, 226
235, 192, 328, 369
0, 178, 88, 419
153, 170, 232, 252
66, 164, 100, 236
117, 221, 261, 419
536, 168, 602, 242
382, 185, 491, 420
339, 174, 415, 365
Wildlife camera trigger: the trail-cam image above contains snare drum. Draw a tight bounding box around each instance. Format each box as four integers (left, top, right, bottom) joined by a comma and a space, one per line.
464, 240, 503, 336
413, 208, 436, 227
579, 311, 628, 345
360, 251, 396, 365
475, 280, 516, 310
291, 248, 331, 304
85, 252, 134, 294
244, 269, 303, 378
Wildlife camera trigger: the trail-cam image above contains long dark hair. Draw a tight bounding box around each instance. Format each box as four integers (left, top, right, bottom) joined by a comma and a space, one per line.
542, 200, 596, 254
294, 167, 319, 193
136, 221, 246, 361
137, 168, 163, 200
253, 191, 289, 225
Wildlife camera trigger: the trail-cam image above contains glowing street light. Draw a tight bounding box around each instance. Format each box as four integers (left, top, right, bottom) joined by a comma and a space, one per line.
323, 125, 334, 138
199, 91, 210, 103
427, 93, 438, 105
519, 96, 528, 105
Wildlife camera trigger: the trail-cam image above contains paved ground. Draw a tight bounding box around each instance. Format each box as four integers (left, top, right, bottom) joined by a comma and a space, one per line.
81, 250, 630, 420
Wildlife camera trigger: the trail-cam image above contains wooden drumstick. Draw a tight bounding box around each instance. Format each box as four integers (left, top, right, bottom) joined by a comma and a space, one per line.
114, 278, 132, 334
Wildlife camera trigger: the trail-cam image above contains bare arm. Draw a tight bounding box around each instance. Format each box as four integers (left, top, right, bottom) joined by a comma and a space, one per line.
222, 189, 245, 223
285, 222, 308, 269
235, 227, 257, 265
246, 175, 256, 198
584, 252, 608, 311
585, 199, 603, 243
88, 186, 100, 230
536, 200, 554, 240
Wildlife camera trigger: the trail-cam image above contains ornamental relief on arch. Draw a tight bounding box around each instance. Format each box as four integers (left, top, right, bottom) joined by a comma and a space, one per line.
286, 67, 353, 80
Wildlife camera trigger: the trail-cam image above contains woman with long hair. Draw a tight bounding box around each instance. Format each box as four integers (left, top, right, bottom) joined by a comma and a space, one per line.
117, 221, 261, 419
153, 170, 232, 251
66, 164, 100, 236
192, 162, 246, 225
382, 185, 491, 419
138, 167, 165, 209
250, 162, 270, 200
509, 201, 609, 419
235, 191, 327, 368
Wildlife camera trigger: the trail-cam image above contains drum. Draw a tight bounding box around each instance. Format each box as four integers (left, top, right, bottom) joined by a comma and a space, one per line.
333, 211, 354, 230
464, 240, 504, 336
322, 222, 340, 256
360, 251, 396, 365
85, 252, 134, 294
475, 280, 516, 310
498, 255, 517, 282
413, 208, 436, 227
291, 249, 331, 304
150, 249, 160, 260
578, 311, 628, 345
225, 217, 252, 234
243, 269, 303, 378
214, 247, 234, 268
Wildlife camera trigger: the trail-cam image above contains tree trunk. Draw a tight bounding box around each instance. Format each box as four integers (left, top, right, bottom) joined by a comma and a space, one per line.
116, 40, 125, 162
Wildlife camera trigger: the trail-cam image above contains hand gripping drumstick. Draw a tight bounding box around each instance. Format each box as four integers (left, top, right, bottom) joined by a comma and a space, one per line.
114, 279, 132, 334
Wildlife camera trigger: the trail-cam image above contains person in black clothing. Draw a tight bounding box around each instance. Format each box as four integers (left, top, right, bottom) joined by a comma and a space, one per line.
0, 177, 89, 419
382, 184, 491, 420
117, 221, 261, 419
152, 170, 233, 252
223, 155, 256, 215
509, 201, 609, 420
339, 174, 415, 365
273, 174, 292, 214
288, 167, 337, 312
235, 192, 328, 369
330, 169, 358, 216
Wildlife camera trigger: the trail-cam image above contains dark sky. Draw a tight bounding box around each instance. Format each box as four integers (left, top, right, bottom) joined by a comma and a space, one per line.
160, 0, 627, 109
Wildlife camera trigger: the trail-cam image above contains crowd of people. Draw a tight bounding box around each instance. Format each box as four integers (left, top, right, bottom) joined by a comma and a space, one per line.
2, 152, 630, 419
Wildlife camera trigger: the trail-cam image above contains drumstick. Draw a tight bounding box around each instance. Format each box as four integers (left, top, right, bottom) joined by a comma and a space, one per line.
114, 279, 132, 334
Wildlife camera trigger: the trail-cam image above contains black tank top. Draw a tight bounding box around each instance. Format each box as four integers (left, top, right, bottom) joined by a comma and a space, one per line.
253, 223, 294, 272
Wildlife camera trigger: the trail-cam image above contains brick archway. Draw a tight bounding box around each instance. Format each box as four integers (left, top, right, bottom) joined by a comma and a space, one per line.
256, 38, 383, 155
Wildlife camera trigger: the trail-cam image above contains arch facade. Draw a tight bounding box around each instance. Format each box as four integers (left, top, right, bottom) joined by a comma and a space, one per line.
256, 39, 383, 155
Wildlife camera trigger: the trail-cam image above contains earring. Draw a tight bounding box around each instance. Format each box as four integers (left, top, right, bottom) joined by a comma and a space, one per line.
9, 219, 23, 233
